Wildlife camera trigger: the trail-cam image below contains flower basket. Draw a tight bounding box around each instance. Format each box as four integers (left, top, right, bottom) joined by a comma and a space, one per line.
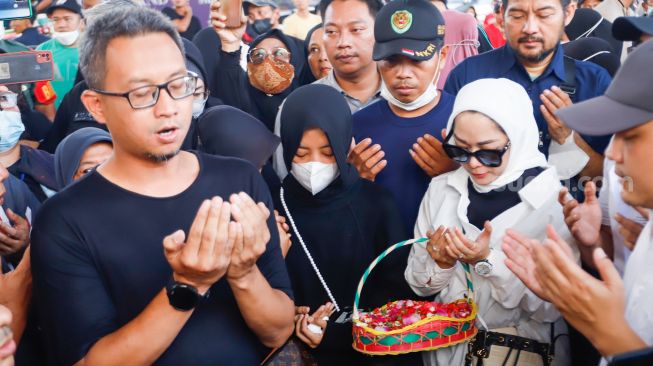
352, 238, 478, 356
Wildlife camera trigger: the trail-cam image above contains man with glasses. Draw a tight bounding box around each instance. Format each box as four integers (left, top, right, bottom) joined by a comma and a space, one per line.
445, 0, 613, 190
37, 0, 83, 109
30, 7, 294, 365
351, 0, 456, 233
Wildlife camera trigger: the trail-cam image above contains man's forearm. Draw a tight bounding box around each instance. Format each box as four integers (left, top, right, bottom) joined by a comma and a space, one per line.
229, 266, 294, 348
575, 134, 604, 179
75, 289, 193, 366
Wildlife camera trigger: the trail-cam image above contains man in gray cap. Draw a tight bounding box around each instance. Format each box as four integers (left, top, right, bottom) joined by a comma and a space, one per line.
612, 15, 653, 52
503, 40, 653, 362
243, 0, 281, 37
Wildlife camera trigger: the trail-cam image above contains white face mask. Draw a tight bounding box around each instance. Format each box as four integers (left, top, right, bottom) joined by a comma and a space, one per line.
53, 30, 80, 46
192, 98, 207, 118
0, 111, 25, 153
380, 51, 443, 112
290, 162, 339, 195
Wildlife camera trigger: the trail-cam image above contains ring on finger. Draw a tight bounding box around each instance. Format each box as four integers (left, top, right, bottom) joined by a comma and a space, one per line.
432, 245, 439, 253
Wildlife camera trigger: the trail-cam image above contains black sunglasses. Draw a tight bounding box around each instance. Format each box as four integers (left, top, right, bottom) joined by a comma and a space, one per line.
442, 127, 511, 168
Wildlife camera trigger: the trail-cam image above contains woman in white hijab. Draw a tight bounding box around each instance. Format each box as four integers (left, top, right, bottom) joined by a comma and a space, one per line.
405, 78, 576, 366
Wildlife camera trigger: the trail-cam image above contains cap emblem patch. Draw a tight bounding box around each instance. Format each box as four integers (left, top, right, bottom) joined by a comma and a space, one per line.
391, 10, 412, 34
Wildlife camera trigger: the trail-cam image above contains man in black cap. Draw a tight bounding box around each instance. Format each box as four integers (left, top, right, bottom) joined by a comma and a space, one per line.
37, 0, 83, 110
351, 0, 456, 232
243, 0, 281, 40
504, 39, 653, 364
612, 15, 653, 49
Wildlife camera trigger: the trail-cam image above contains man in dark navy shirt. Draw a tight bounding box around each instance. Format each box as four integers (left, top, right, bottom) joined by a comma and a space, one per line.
351, 0, 456, 231
445, 0, 612, 183
31, 8, 294, 366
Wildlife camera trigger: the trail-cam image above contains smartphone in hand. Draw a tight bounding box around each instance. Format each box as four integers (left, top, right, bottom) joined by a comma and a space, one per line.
220, 0, 243, 28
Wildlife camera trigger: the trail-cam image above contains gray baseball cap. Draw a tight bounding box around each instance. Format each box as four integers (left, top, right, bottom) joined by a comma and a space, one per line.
555, 39, 653, 136
243, 0, 277, 11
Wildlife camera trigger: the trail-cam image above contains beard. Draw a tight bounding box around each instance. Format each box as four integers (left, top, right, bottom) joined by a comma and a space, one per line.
144, 149, 180, 163
514, 37, 559, 64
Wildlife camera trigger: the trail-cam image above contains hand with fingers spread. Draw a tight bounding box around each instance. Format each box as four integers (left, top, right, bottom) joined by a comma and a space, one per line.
444, 222, 492, 264
274, 210, 292, 258
502, 228, 550, 301
527, 226, 645, 356
163, 197, 236, 295
209, 1, 248, 51
425, 226, 457, 269
294, 302, 334, 348
410, 130, 458, 177
558, 182, 601, 248
540, 86, 573, 145
0, 209, 30, 256
227, 192, 271, 281
347, 138, 387, 181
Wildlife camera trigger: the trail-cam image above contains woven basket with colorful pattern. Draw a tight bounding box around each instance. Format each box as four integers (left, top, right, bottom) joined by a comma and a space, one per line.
352, 238, 478, 355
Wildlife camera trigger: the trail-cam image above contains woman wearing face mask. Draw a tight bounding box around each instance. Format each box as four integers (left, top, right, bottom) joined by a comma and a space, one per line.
0, 91, 58, 202
211, 4, 308, 131
54, 127, 113, 189
277, 84, 419, 366
197, 105, 292, 258
406, 78, 575, 366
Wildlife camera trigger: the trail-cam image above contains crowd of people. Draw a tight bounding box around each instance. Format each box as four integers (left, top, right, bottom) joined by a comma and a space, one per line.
0, 0, 651, 364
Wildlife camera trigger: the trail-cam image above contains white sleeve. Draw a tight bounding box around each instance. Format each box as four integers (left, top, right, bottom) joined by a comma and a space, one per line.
599, 160, 611, 226
405, 183, 456, 296
547, 132, 590, 180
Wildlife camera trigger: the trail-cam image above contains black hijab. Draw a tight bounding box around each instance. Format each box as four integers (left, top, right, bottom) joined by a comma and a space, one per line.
298, 23, 323, 84
563, 36, 621, 76
247, 29, 305, 130
280, 84, 359, 188
565, 9, 623, 59
54, 127, 112, 188
198, 105, 280, 169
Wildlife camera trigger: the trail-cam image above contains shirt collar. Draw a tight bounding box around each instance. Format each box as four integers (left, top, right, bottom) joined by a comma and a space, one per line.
446, 166, 559, 210
502, 43, 567, 82
324, 70, 382, 103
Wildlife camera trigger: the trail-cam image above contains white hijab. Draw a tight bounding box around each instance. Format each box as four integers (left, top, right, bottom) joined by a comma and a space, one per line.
446, 78, 548, 193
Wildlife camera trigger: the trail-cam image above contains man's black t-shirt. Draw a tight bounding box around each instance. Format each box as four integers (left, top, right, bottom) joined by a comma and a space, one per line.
162, 7, 202, 41
31, 152, 292, 365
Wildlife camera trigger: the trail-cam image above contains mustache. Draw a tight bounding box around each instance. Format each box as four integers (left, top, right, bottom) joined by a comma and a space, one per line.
518, 36, 545, 43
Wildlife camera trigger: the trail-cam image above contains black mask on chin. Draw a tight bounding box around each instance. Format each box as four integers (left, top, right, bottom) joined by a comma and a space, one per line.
252, 18, 273, 34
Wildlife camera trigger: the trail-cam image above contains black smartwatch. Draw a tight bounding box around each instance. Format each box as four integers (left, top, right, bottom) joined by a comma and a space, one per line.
166, 278, 209, 311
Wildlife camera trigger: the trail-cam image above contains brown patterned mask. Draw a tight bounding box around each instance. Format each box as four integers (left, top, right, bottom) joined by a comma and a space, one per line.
247, 58, 295, 95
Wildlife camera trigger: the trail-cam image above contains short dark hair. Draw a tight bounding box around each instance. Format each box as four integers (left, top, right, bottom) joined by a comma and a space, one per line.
501, 0, 570, 11
79, 7, 184, 90
319, 0, 383, 21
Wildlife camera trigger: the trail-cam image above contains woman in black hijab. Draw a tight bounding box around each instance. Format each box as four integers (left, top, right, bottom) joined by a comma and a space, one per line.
563, 36, 621, 76
212, 28, 308, 131
53, 127, 112, 188
565, 8, 623, 59
277, 84, 419, 366
197, 105, 282, 191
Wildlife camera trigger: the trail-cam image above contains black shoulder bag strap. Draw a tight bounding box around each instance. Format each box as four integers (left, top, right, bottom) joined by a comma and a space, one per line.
559, 56, 577, 99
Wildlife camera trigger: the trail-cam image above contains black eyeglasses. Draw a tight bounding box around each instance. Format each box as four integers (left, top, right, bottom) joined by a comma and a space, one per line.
91, 74, 198, 109
442, 128, 511, 167
248, 47, 291, 65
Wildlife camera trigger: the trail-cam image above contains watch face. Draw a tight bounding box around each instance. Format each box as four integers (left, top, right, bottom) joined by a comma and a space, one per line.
475, 261, 492, 276
168, 284, 199, 311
